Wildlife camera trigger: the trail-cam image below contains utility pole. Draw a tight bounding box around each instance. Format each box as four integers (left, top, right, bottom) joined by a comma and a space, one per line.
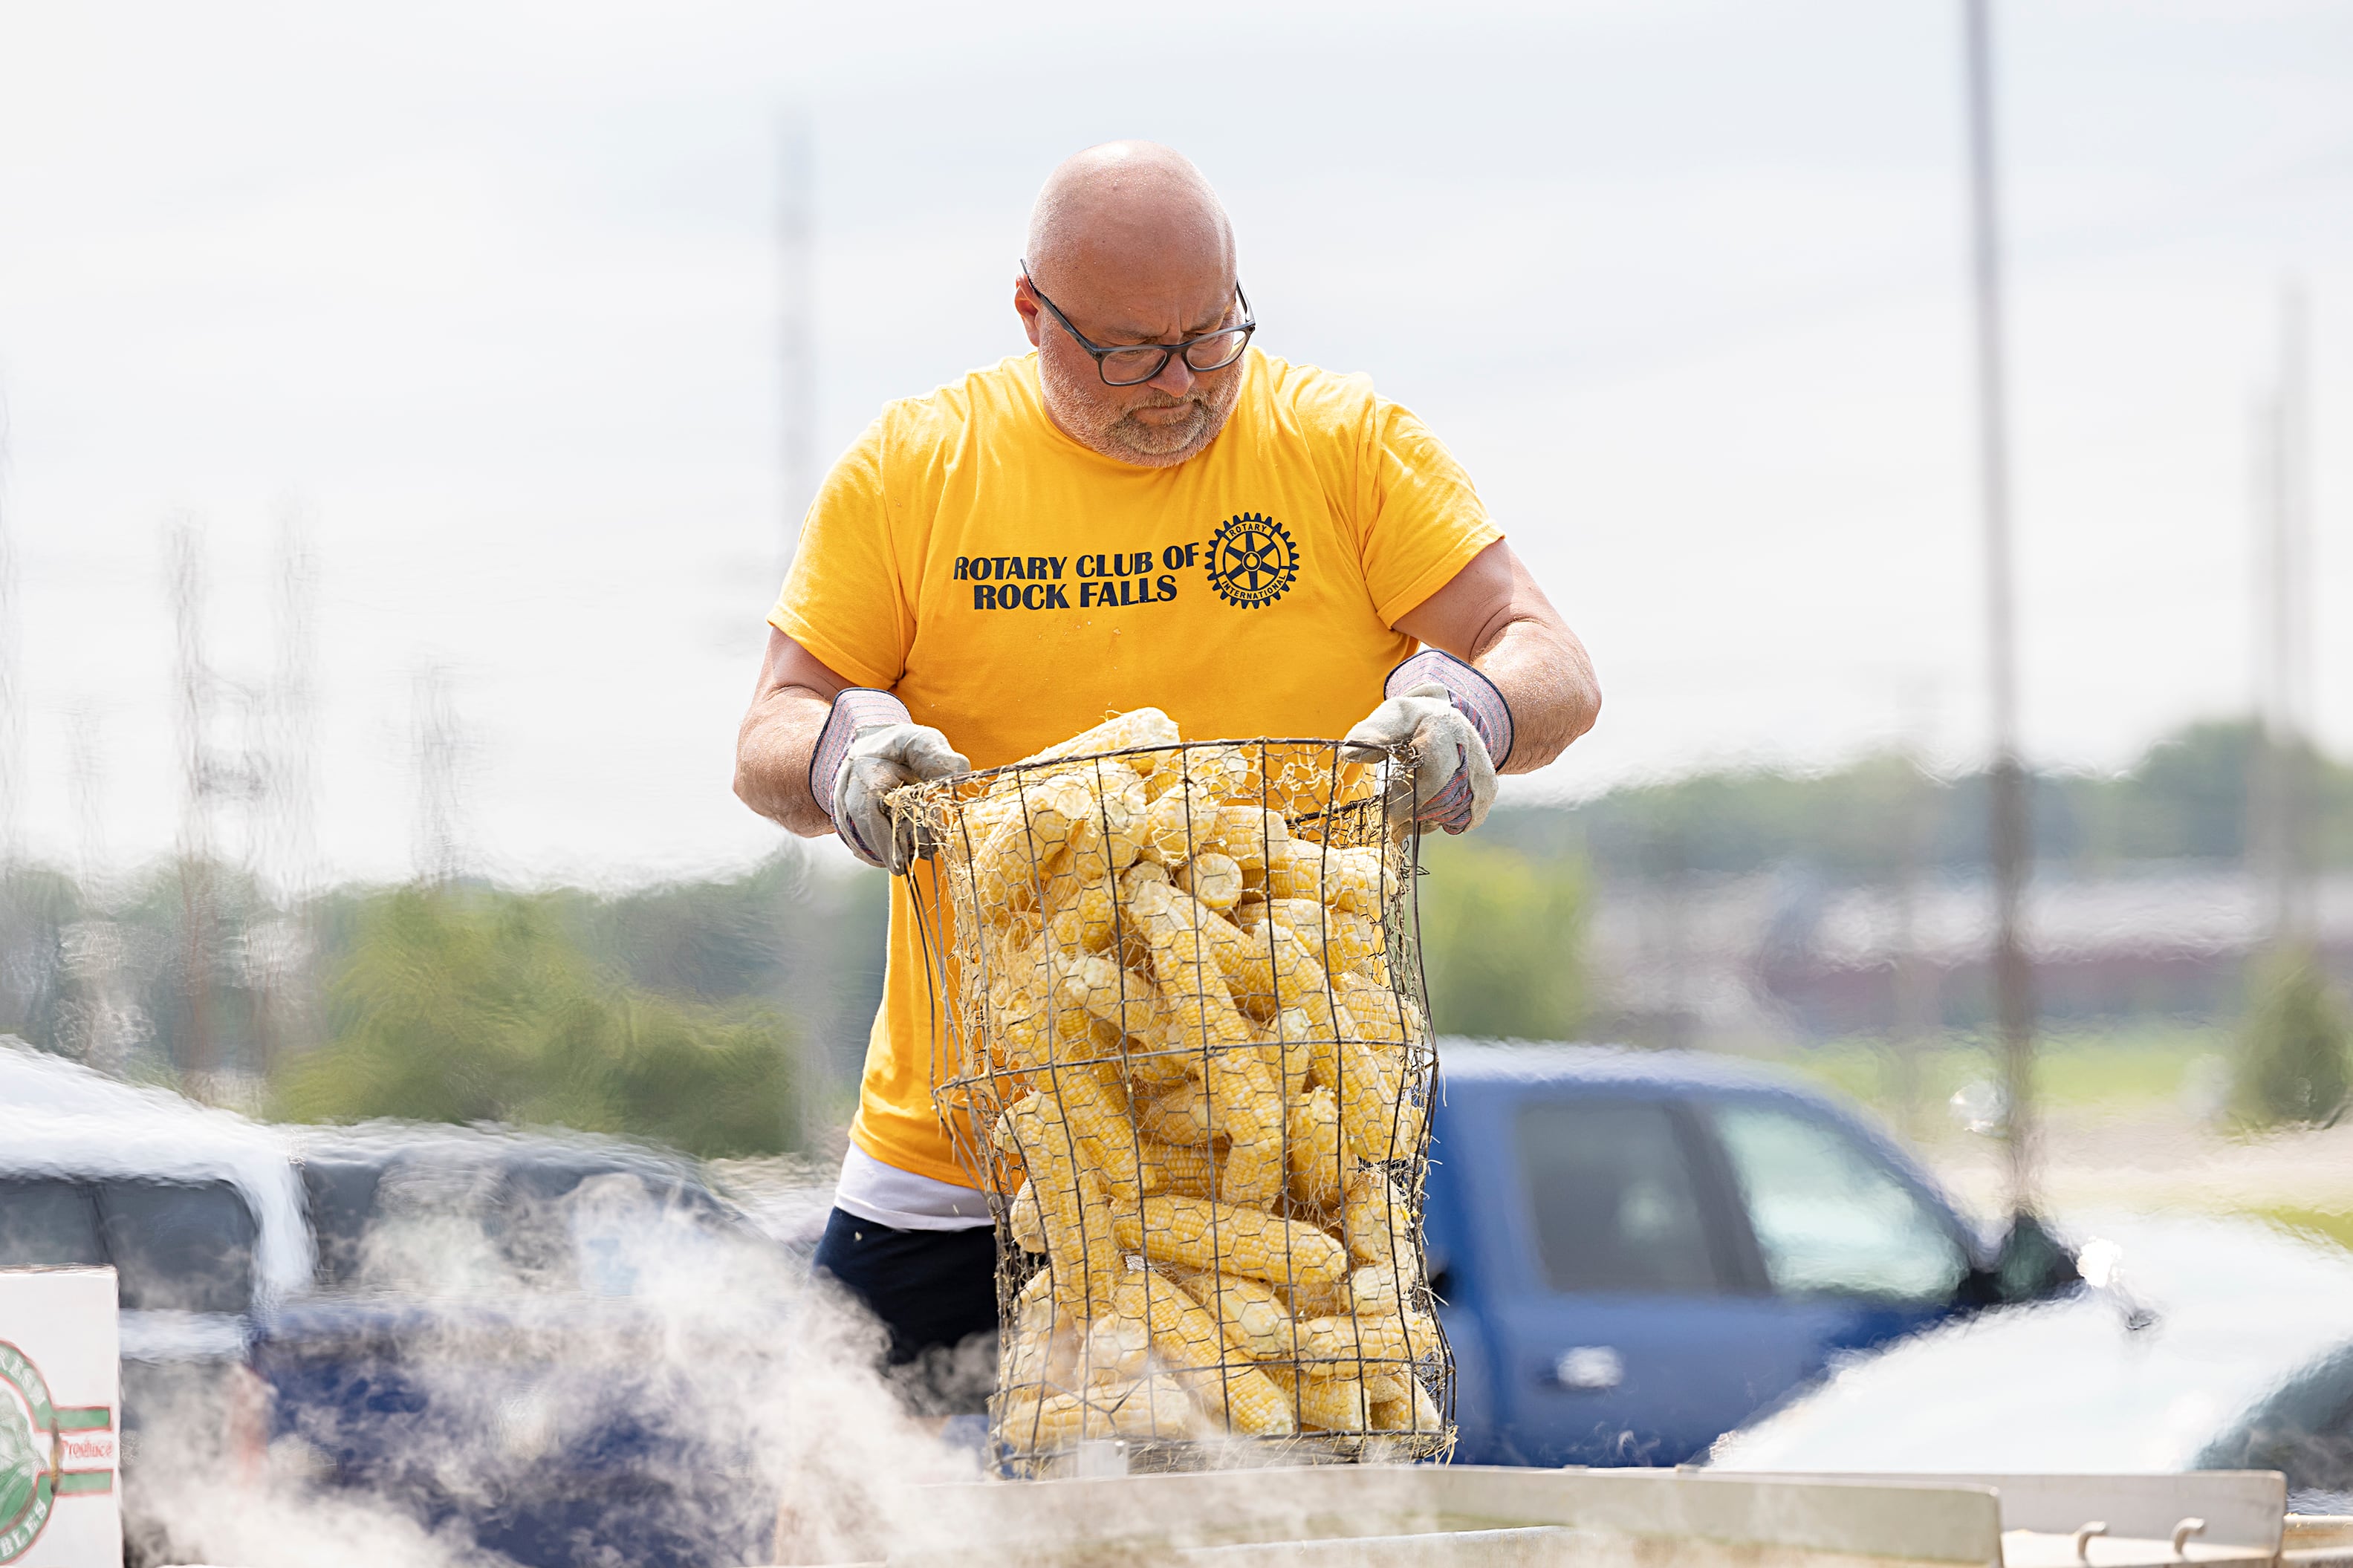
168, 523, 217, 1079
2251, 284, 2317, 950
1961, 0, 2039, 1217
779, 106, 817, 573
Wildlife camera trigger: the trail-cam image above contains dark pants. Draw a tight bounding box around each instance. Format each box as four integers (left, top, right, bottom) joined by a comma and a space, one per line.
810, 1207, 999, 1413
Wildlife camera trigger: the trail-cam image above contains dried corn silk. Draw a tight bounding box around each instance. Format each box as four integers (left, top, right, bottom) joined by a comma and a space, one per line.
900, 723, 1448, 1467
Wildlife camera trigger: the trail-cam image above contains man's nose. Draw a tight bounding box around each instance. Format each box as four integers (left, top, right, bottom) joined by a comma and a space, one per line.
1145, 353, 1196, 398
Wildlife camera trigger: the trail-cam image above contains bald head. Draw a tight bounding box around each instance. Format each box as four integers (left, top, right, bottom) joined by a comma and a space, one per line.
1016, 142, 1249, 468
1025, 140, 1235, 291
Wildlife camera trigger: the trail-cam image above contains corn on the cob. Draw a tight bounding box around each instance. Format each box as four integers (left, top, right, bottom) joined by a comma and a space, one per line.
1009, 1180, 1046, 1252
1268, 899, 1381, 974
1265, 841, 1386, 917
1133, 1075, 1216, 1146
1342, 1165, 1412, 1269
1051, 950, 1160, 1041
1110, 1268, 1294, 1436
1343, 1260, 1408, 1314
1257, 1007, 1320, 1099
1167, 1268, 1297, 1361
1062, 769, 1147, 883
1225, 920, 1328, 1023
970, 772, 1097, 907
996, 1377, 1200, 1449
999, 1093, 1123, 1321
1007, 709, 1179, 775
1113, 1193, 1351, 1293
1369, 1376, 1446, 1434
1176, 851, 1244, 911
1198, 805, 1288, 873
1295, 1311, 1433, 1364
1201, 1049, 1286, 1209
1286, 1084, 1345, 1208
1263, 1364, 1369, 1434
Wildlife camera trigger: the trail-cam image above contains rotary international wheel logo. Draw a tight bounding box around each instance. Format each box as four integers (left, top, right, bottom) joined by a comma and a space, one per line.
1203, 513, 1299, 609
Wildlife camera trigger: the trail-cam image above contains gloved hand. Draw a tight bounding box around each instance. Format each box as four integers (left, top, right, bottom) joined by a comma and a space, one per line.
1342, 650, 1513, 835
813, 690, 969, 871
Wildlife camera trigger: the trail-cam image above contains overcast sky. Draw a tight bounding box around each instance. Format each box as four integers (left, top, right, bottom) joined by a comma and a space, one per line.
1, 0, 2349, 886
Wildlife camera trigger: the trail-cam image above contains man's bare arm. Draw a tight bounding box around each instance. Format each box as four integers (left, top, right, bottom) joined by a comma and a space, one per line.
1391, 541, 1600, 772
733, 629, 852, 836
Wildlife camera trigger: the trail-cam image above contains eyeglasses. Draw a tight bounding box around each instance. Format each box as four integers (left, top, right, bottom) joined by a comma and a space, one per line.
1020, 260, 1255, 387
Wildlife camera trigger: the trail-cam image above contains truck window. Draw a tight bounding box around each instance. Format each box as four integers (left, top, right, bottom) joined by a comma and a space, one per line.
0, 1179, 105, 1267
1707, 1102, 1964, 1302
99, 1180, 259, 1314
1516, 1099, 1727, 1295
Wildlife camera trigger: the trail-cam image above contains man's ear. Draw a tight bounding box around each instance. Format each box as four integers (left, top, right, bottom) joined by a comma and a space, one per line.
1013, 278, 1045, 348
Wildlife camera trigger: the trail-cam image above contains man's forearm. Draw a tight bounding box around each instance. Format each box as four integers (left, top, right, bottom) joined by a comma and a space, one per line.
733, 686, 837, 836
1470, 614, 1600, 775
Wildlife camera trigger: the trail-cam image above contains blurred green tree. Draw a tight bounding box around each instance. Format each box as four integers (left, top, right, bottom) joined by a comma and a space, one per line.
2235, 947, 2352, 1128
1415, 838, 1588, 1040
273, 885, 798, 1157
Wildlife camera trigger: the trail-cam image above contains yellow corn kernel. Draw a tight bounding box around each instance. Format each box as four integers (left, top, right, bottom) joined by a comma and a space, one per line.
1113, 1193, 1351, 1293
1132, 1135, 1219, 1198
1176, 851, 1244, 911
1043, 874, 1119, 957
1111, 1269, 1295, 1437
1287, 1085, 1345, 1208
1342, 1165, 1412, 1269
1167, 1269, 1297, 1361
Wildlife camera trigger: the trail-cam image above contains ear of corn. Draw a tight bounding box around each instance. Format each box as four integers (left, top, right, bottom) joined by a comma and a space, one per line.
1265, 841, 1386, 917
1112, 1193, 1351, 1293
1112, 1267, 1295, 1437
1176, 851, 1244, 911
1263, 1364, 1370, 1435
1342, 1164, 1413, 1269
1286, 1085, 1345, 1208
1007, 709, 1180, 775
1167, 1268, 1298, 1361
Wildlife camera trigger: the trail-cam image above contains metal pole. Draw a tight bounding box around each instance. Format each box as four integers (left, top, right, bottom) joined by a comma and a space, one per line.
1961, 0, 2037, 1215
779, 108, 817, 573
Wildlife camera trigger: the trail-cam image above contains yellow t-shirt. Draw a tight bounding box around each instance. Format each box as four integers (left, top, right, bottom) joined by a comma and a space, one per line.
769, 348, 1502, 1185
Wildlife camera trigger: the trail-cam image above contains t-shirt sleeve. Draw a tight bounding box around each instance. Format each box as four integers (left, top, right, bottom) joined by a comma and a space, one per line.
1352, 397, 1505, 629
767, 417, 912, 691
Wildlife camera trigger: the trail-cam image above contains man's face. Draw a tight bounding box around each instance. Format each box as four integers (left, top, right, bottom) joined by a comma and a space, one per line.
1018, 261, 1247, 469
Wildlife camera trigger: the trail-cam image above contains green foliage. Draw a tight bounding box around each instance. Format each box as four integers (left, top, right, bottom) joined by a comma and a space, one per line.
274, 885, 799, 1157
1415, 837, 1587, 1040
2234, 949, 2353, 1128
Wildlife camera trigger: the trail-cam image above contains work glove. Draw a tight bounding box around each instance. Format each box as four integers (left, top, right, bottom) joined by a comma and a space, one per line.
812, 690, 970, 872
1342, 650, 1513, 836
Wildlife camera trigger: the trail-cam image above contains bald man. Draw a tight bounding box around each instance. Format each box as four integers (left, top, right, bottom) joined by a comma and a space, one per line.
735, 142, 1598, 1396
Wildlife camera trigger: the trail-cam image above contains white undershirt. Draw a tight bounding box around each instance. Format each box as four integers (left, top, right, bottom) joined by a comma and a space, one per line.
832, 1145, 996, 1232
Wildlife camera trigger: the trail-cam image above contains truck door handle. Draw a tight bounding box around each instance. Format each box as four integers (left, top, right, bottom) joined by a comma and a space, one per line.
1554, 1345, 1623, 1391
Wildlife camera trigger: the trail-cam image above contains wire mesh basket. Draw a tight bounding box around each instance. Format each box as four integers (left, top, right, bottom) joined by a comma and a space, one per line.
895, 709, 1453, 1474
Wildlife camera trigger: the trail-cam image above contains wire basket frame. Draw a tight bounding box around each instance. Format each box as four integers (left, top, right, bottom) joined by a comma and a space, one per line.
895, 727, 1453, 1474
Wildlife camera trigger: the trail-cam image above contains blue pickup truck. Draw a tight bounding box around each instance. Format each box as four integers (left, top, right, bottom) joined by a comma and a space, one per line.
1425, 1042, 2074, 1467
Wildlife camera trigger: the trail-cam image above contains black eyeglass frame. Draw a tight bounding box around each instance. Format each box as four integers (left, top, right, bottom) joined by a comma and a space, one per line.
1019, 260, 1256, 387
